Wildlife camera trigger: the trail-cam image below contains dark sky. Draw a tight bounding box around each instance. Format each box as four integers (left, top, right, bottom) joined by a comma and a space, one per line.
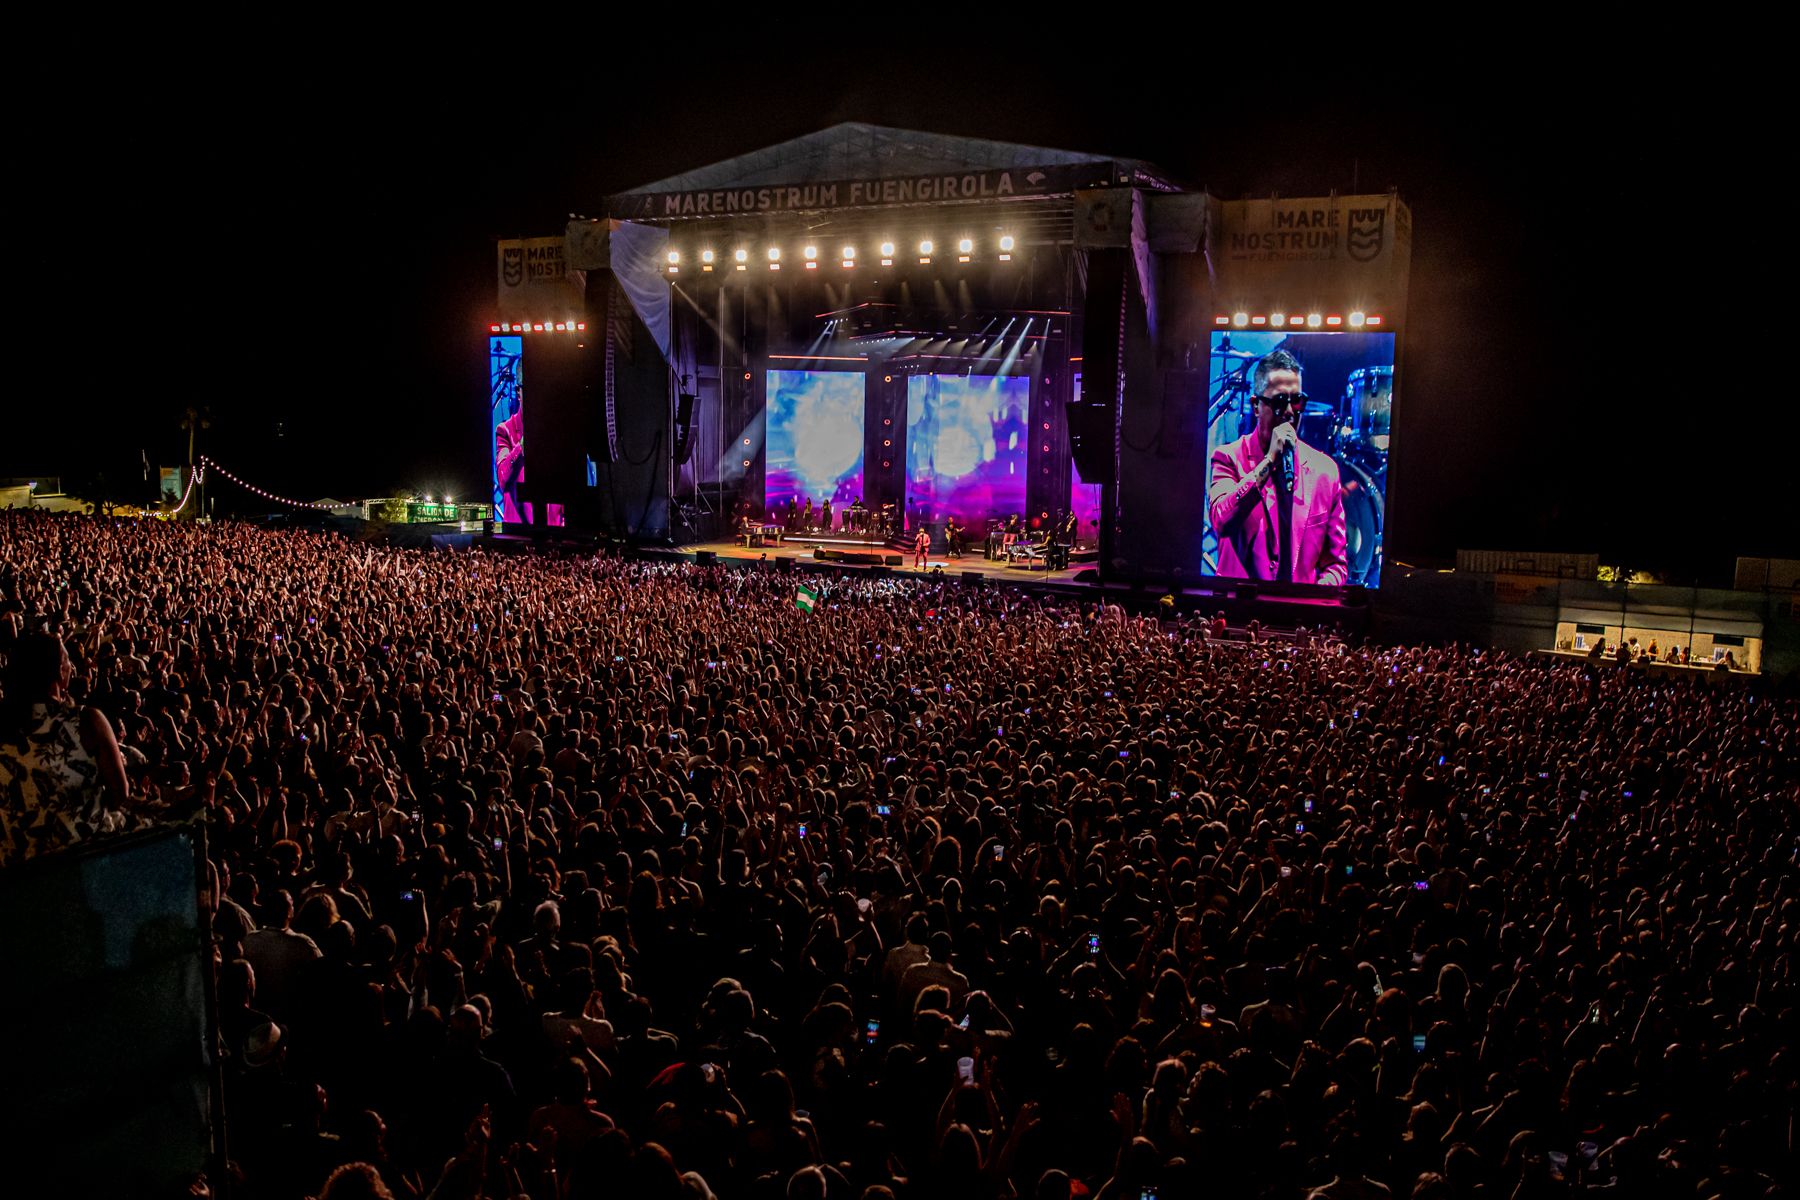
11, 42, 1788, 579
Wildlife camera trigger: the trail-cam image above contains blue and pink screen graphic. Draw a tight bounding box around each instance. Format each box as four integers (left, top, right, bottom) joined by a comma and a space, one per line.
764, 370, 865, 512
905, 374, 1029, 527
488, 335, 563, 529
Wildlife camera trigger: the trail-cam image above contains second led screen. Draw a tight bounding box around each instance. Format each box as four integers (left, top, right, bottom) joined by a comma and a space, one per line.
765, 369, 866, 512
905, 374, 1029, 529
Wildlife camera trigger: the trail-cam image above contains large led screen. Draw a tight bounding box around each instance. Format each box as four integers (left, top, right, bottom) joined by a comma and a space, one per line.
490, 336, 525, 526
765, 369, 866, 514
1203, 331, 1394, 587
489, 335, 563, 529
905, 374, 1029, 528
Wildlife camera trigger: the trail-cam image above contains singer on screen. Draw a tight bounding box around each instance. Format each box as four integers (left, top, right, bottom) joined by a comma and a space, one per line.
1207, 349, 1349, 586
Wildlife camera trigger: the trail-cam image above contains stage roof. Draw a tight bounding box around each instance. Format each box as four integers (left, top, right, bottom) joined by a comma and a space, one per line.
607, 122, 1176, 219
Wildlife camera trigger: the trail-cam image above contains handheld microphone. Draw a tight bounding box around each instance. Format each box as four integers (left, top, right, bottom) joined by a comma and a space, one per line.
1277, 423, 1297, 492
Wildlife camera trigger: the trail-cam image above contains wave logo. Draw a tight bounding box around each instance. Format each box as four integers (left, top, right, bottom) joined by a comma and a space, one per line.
501, 245, 524, 287
1346, 207, 1386, 262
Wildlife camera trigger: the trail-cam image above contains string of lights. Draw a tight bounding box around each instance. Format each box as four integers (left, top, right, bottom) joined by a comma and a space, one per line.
198, 456, 335, 510
167, 463, 205, 517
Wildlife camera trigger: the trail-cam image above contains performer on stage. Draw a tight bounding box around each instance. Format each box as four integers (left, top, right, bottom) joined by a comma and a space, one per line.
1207, 349, 1349, 586
820, 498, 832, 535
1044, 509, 1068, 569
1001, 513, 1021, 560
913, 526, 930, 570
944, 517, 965, 559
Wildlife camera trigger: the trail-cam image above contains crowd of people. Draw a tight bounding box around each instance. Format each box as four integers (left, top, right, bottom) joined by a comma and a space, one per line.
1, 508, 1795, 1200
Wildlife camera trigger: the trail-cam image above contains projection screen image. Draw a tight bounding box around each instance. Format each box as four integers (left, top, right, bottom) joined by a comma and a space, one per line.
1202, 330, 1394, 587
764, 369, 866, 513
905, 373, 1030, 529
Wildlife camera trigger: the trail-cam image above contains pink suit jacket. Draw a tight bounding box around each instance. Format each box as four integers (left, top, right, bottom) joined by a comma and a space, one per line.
495, 411, 527, 525
1208, 431, 1349, 586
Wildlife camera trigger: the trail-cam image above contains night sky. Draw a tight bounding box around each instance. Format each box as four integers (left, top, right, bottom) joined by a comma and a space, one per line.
11, 46, 1786, 580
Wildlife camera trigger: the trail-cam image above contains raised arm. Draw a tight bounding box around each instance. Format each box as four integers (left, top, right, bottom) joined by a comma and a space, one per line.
1208, 443, 1270, 536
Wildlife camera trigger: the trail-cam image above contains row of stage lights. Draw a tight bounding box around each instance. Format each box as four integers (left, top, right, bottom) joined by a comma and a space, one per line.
1217, 312, 1383, 329
489, 321, 586, 333
667, 235, 1018, 275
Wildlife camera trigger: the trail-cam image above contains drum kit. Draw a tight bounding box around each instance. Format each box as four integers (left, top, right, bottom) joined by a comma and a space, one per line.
1210, 348, 1392, 585
843, 502, 898, 538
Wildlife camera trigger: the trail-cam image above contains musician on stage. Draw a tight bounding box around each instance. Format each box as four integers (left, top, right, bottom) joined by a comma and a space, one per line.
820, 497, 833, 534
847, 497, 866, 534
801, 497, 814, 533
1207, 349, 1349, 586
944, 516, 965, 559
1043, 509, 1068, 570
1000, 513, 1021, 560
913, 526, 931, 570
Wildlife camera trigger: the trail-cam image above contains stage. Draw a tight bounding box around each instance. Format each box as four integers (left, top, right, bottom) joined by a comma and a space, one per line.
677, 537, 1094, 583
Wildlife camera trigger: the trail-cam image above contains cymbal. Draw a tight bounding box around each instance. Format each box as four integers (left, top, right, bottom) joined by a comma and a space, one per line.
1212, 349, 1260, 359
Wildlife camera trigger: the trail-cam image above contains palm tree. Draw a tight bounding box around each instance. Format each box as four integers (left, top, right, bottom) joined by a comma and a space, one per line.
178, 405, 212, 518
179, 405, 212, 470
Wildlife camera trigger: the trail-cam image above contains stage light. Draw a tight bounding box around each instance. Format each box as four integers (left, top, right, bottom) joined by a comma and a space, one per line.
1252, 316, 1267, 326
1215, 316, 1230, 326
1289, 315, 1305, 325
919, 239, 933, 255
734, 249, 748, 262
767, 247, 780, 261
1232, 312, 1249, 327
489, 324, 500, 333
1306, 313, 1323, 327
1269, 313, 1285, 327
1348, 311, 1366, 327
842, 245, 856, 259
667, 250, 679, 264
1366, 315, 1383, 325
1326, 315, 1342, 326
701, 249, 715, 263
958, 238, 973, 253
999, 235, 1015, 252
880, 241, 895, 257
803, 245, 817, 260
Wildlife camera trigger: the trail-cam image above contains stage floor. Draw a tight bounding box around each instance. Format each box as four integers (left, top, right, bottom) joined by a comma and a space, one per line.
677, 538, 1094, 583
